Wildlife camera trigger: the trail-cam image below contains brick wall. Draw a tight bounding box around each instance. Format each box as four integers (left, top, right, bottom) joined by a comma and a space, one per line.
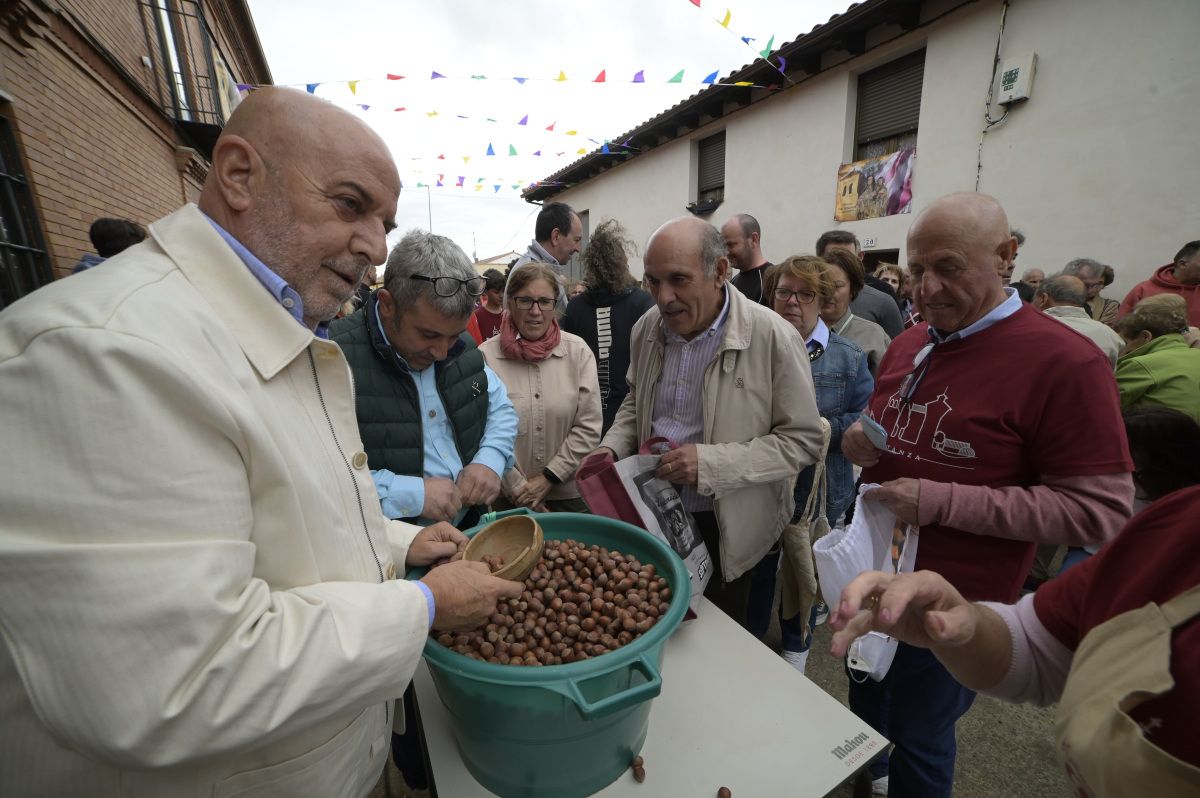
0, 0, 269, 282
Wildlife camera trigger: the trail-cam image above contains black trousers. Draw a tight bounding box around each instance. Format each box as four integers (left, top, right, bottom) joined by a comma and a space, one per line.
691, 510, 753, 630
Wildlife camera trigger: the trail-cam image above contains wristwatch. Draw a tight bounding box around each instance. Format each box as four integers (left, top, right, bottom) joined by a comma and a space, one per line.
542, 467, 562, 485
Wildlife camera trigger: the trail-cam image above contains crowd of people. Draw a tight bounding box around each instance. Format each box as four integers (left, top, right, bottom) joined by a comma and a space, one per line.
1, 87, 1197, 797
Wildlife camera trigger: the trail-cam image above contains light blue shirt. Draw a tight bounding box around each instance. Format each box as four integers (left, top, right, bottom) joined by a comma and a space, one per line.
928, 287, 1022, 344
370, 306, 517, 524
806, 317, 831, 353
203, 215, 331, 338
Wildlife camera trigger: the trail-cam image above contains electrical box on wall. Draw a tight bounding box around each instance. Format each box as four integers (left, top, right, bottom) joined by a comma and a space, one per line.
998, 53, 1037, 105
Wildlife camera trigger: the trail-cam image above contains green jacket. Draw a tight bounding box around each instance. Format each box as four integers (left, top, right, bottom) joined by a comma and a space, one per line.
329, 294, 489, 488
1115, 333, 1200, 423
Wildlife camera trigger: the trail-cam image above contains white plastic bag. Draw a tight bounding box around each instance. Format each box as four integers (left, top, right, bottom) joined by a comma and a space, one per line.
813, 483, 918, 681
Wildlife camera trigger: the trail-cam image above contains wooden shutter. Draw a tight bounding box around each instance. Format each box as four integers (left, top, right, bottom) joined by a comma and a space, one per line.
855, 50, 926, 146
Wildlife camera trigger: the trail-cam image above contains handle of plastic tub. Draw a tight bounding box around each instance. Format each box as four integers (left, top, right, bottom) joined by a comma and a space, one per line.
478, 507, 535, 525
545, 653, 662, 720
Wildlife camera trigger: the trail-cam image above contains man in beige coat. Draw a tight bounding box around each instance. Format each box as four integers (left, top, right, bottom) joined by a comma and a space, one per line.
0, 88, 521, 797
598, 217, 823, 627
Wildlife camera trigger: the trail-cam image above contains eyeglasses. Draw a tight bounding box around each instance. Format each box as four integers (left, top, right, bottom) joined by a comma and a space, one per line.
773, 288, 818, 305
512, 296, 557, 311
409, 273, 486, 297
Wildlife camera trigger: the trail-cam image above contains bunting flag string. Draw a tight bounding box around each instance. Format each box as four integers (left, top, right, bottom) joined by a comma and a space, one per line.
682, 0, 793, 86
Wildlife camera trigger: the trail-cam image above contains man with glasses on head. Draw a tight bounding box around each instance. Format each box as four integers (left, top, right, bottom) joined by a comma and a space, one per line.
331, 229, 518, 793
838, 193, 1133, 798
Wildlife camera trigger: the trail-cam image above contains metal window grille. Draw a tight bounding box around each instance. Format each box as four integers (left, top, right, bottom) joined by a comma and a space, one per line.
855, 50, 926, 158
0, 111, 52, 311
697, 131, 726, 201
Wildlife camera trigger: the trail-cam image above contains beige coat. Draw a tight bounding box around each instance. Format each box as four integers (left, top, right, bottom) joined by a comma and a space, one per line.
480, 331, 602, 501
601, 286, 824, 580
0, 205, 428, 797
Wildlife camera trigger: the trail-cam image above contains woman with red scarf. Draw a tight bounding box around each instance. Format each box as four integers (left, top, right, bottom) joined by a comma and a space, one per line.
479, 263, 602, 512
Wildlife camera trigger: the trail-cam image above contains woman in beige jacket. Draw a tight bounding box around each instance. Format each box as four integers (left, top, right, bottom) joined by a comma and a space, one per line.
480, 263, 602, 511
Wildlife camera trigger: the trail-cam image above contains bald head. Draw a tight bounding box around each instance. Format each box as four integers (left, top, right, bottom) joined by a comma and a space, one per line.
906, 192, 1015, 333
200, 87, 401, 329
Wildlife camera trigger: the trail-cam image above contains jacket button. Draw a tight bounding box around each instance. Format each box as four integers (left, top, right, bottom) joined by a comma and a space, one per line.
352, 451, 369, 469
385, 562, 397, 579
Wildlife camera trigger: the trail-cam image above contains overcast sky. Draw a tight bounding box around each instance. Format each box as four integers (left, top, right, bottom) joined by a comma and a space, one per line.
245, 0, 851, 261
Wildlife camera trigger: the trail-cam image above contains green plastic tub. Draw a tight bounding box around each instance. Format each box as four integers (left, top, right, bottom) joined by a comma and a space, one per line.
412, 508, 691, 798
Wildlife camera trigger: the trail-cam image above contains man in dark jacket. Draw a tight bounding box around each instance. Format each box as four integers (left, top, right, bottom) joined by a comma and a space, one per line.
817, 229, 904, 338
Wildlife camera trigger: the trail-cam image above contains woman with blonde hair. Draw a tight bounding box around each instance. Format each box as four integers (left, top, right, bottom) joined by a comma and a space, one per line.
1114, 294, 1200, 423
480, 262, 602, 511
746, 255, 873, 673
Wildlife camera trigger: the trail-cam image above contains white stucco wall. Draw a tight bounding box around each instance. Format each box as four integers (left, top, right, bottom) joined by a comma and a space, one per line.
548, 0, 1200, 303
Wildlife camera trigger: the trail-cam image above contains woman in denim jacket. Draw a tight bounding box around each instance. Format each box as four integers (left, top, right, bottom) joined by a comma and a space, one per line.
747, 255, 874, 671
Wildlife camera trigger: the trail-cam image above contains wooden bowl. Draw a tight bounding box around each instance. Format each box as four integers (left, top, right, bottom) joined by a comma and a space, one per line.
463, 514, 544, 582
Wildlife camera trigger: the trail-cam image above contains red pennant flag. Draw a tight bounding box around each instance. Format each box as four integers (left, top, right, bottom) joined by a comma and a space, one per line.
437, 154, 445, 160
689, 0, 700, 5
593, 70, 606, 83
545, 121, 556, 131
386, 73, 405, 80
393, 107, 406, 112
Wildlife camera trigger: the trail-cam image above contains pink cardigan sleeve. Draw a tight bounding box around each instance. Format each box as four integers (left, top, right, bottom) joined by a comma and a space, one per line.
917, 472, 1133, 548
979, 595, 1074, 706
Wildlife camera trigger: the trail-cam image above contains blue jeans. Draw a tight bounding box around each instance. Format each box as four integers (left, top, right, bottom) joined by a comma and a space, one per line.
847, 643, 976, 796
745, 547, 817, 652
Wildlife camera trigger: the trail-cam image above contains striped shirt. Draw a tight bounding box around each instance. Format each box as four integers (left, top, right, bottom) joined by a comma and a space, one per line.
652, 288, 731, 511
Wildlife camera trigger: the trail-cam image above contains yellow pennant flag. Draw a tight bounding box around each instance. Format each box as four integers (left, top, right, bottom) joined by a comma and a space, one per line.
475, 184, 482, 192
565, 130, 578, 136
721, 9, 731, 28
577, 147, 586, 154
556, 71, 568, 81
733, 81, 752, 86
348, 80, 359, 95
426, 110, 439, 117
463, 156, 470, 163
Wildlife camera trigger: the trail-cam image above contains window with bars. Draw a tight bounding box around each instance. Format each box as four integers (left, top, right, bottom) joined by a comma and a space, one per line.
0, 108, 52, 311
696, 131, 726, 203
855, 50, 926, 160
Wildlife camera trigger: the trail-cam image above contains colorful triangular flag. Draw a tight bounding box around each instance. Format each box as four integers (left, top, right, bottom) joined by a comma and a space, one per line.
518, 115, 528, 125
668, 70, 684, 83
556, 71, 568, 82
236, 83, 251, 92
348, 80, 359, 95
463, 156, 470, 164
475, 184, 482, 191
508, 144, 518, 156
431, 71, 446, 79
593, 70, 606, 83
471, 74, 486, 80
546, 121, 556, 131
386, 73, 404, 80
690, 0, 700, 6
601, 143, 610, 154
702, 71, 719, 84
393, 107, 406, 112
494, 185, 501, 193
486, 143, 495, 156
776, 55, 787, 73
513, 77, 527, 84
759, 36, 775, 58
358, 104, 370, 111
456, 176, 464, 187
633, 70, 645, 83
720, 10, 731, 28
306, 83, 319, 94
533, 150, 541, 156
437, 154, 445, 159
577, 147, 586, 154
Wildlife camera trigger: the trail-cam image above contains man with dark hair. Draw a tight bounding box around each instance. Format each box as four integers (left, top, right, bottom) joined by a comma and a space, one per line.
1118, 240, 1200, 326
512, 201, 582, 311
474, 268, 506, 340
815, 229, 904, 337
721, 213, 773, 303
71, 217, 146, 273
1034, 275, 1124, 367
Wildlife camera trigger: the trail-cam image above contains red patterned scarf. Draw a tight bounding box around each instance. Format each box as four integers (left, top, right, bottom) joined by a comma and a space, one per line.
499, 310, 561, 362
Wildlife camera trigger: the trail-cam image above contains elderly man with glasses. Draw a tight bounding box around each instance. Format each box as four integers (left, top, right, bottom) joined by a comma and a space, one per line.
838, 193, 1134, 798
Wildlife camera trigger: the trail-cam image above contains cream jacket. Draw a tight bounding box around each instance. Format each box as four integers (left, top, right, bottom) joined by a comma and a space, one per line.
600, 286, 824, 580
480, 331, 602, 501
0, 205, 429, 797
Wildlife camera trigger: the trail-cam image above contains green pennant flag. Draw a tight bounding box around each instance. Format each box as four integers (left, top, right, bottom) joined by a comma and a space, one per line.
668, 69, 684, 83
758, 36, 775, 59
508, 144, 518, 156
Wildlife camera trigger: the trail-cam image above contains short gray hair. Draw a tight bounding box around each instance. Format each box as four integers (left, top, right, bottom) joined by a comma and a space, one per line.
383, 229, 477, 318
1062, 258, 1105, 279
699, 222, 726, 279
1036, 275, 1087, 308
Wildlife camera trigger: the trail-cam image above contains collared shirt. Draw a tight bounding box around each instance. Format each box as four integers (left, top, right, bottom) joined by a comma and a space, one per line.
368, 303, 517, 523
203, 214, 331, 338
652, 287, 731, 511
806, 317, 831, 354
927, 287, 1022, 344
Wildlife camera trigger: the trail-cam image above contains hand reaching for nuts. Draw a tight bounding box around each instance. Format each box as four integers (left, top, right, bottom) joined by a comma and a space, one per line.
421, 560, 524, 631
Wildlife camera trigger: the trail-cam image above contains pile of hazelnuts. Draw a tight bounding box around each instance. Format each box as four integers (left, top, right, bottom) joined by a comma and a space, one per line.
434, 538, 672, 665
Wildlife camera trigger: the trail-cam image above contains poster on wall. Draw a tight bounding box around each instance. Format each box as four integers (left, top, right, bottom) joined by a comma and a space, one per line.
834, 147, 916, 222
